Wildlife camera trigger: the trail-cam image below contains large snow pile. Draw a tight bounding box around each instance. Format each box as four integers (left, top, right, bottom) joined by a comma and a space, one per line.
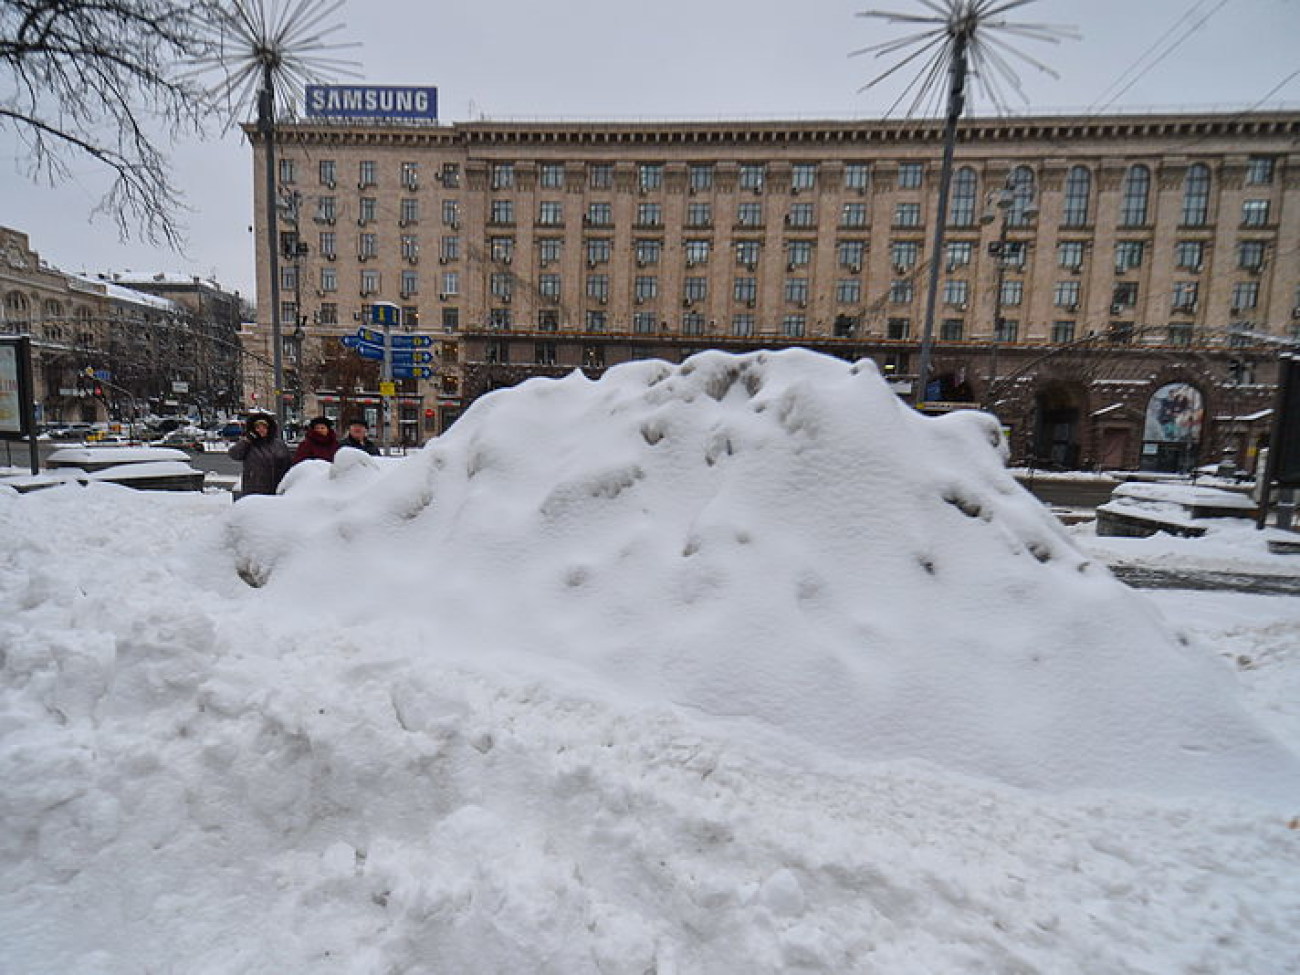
3, 349, 1299, 974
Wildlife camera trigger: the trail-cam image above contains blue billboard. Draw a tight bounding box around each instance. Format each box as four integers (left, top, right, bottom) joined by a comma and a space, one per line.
305, 85, 438, 121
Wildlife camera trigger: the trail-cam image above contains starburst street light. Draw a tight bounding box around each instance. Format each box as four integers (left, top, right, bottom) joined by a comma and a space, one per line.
192, 0, 360, 424
851, 1, 1076, 406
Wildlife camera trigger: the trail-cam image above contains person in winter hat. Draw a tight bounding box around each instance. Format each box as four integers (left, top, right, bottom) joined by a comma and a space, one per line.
228, 411, 292, 497
293, 415, 339, 465
340, 417, 381, 457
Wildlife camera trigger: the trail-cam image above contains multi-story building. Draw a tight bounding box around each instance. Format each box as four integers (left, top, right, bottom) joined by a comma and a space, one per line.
249, 110, 1300, 469
1, 226, 248, 426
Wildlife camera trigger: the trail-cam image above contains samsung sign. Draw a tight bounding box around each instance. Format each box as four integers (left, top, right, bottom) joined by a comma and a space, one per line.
305, 85, 438, 121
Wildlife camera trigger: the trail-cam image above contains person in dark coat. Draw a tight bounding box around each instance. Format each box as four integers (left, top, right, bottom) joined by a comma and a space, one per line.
293, 415, 339, 465
228, 412, 292, 497
340, 418, 381, 457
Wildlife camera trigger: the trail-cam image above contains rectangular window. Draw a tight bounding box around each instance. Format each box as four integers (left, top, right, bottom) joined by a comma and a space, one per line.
1112, 281, 1139, 308
360, 269, 379, 295
585, 310, 607, 331
359, 160, 377, 188
319, 231, 336, 259
539, 163, 565, 189
278, 158, 296, 184
633, 311, 657, 334
400, 198, 419, 225
736, 240, 761, 268
843, 163, 870, 191
359, 198, 378, 224
891, 240, 919, 271
586, 202, 613, 227
318, 302, 338, 325
1242, 200, 1270, 226
994, 319, 1018, 342
940, 319, 963, 341
1172, 281, 1198, 310
836, 279, 862, 303
636, 203, 662, 227
1054, 280, 1081, 308
1238, 240, 1266, 271
358, 232, 378, 259
1167, 323, 1194, 346
733, 277, 758, 303
684, 239, 711, 266
839, 240, 866, 269
638, 163, 664, 191
738, 164, 765, 191
683, 276, 708, 302
538, 201, 564, 226
585, 238, 611, 265
943, 280, 968, 306
682, 312, 705, 336
1051, 320, 1075, 343
686, 202, 712, 228
635, 239, 662, 266
316, 196, 336, 222
490, 237, 515, 263
897, 162, 924, 188
887, 317, 909, 339
279, 301, 297, 327
782, 315, 806, 338
319, 159, 336, 186
401, 270, 418, 296
737, 202, 763, 227
401, 234, 419, 261
1001, 242, 1027, 268
890, 280, 913, 304
535, 341, 558, 365
489, 308, 513, 331
634, 276, 658, 301
784, 278, 809, 304
1115, 241, 1144, 272
732, 314, 755, 337
485, 336, 510, 360
1108, 322, 1134, 344
441, 311, 459, 333
401, 161, 418, 190
1231, 281, 1259, 310
787, 203, 815, 227
319, 266, 337, 292
946, 241, 973, 270
587, 274, 610, 302
588, 163, 613, 189
1175, 240, 1204, 270
440, 235, 459, 261
786, 240, 813, 268
491, 162, 515, 190
490, 200, 515, 225
791, 163, 817, 191
893, 203, 921, 227
1246, 157, 1274, 185
538, 238, 562, 265
689, 164, 714, 192
442, 200, 460, 227
538, 273, 561, 299
1000, 280, 1023, 306
441, 271, 459, 296
491, 272, 513, 300
1058, 240, 1085, 270
840, 203, 868, 228
440, 163, 460, 188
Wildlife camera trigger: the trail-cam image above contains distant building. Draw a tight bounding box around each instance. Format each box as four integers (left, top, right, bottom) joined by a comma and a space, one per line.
248, 109, 1300, 468
0, 226, 247, 426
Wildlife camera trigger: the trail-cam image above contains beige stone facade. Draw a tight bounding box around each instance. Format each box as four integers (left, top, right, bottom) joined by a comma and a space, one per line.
250, 110, 1300, 468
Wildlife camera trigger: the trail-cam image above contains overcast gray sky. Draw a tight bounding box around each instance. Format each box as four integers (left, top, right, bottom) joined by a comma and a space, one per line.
2, 0, 1296, 300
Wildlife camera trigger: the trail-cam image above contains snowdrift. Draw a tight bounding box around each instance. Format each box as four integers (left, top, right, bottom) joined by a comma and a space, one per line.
225, 349, 1300, 804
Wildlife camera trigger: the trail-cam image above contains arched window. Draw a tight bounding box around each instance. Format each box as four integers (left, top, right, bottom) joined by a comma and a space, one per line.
3, 291, 31, 333
1120, 165, 1150, 227
1007, 166, 1036, 226
43, 299, 64, 320
1062, 166, 1091, 227
1182, 163, 1211, 227
949, 166, 978, 227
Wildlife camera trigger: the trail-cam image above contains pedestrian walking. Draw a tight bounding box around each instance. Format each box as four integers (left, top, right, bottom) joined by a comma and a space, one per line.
340, 418, 381, 456
293, 415, 340, 465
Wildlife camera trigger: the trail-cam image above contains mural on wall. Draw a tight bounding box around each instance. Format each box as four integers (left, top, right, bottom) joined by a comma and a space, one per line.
1144, 382, 1204, 444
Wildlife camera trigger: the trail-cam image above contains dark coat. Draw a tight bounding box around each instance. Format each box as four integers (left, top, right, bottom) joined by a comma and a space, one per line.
228, 413, 292, 496
340, 435, 381, 456
293, 428, 339, 465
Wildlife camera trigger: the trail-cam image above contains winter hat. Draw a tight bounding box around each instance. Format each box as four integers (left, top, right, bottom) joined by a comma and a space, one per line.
308, 416, 334, 429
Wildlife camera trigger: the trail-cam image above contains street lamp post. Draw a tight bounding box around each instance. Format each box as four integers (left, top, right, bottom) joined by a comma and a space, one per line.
981, 174, 1035, 411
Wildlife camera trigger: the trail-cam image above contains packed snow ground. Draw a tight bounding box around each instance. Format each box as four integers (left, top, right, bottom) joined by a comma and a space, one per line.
3, 350, 1299, 974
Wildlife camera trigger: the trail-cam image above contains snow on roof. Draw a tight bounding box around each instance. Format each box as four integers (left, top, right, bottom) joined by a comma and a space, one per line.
70, 274, 180, 312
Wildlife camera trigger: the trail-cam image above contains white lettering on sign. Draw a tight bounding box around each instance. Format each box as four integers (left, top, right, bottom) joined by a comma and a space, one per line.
306, 86, 437, 121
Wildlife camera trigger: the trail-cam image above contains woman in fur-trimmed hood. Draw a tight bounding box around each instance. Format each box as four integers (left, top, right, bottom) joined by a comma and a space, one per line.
292, 415, 340, 465
227, 411, 292, 497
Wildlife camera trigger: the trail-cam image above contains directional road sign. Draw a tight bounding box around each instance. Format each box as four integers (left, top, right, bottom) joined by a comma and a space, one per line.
355, 326, 385, 345
341, 335, 385, 360
391, 365, 433, 380
390, 350, 433, 365
370, 303, 400, 327
390, 334, 434, 349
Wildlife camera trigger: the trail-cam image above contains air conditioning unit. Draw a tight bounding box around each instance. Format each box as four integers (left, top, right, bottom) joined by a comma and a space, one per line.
325, 180, 336, 190
746, 299, 756, 309
357, 218, 368, 227
636, 259, 647, 268
957, 303, 968, 312
500, 294, 511, 304
438, 293, 449, 300
398, 219, 408, 228
790, 186, 800, 196
786, 261, 797, 271
325, 217, 335, 226
438, 256, 450, 265
400, 291, 414, 299
685, 260, 697, 268
893, 264, 908, 275
324, 253, 336, 262
797, 300, 807, 309
850, 264, 862, 274
1067, 303, 1079, 312
1110, 303, 1123, 315
407, 256, 419, 265
598, 296, 607, 305
503, 255, 512, 265
683, 298, 693, 308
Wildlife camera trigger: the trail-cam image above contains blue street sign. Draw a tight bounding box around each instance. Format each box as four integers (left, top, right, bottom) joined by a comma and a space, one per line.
370, 303, 400, 327
390, 334, 434, 349
355, 326, 385, 345
391, 365, 433, 380
390, 350, 433, 365
341, 335, 385, 359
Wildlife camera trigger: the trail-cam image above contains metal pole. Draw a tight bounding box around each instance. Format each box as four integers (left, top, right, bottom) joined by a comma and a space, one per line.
917, 28, 969, 407
258, 62, 285, 427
